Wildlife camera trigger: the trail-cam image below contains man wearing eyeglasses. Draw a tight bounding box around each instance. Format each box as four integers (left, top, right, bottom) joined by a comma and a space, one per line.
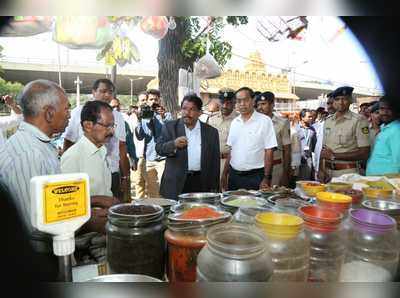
61, 100, 120, 234
63, 79, 130, 201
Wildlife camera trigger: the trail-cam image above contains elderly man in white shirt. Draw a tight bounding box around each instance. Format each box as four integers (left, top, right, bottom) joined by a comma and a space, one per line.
63, 79, 130, 200
221, 87, 277, 191
0, 79, 70, 256
0, 95, 23, 147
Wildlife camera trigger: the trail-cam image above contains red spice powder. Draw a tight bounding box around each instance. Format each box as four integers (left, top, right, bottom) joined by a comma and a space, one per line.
179, 207, 222, 220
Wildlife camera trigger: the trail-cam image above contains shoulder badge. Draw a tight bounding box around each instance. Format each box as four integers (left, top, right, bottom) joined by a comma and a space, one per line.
362, 127, 369, 134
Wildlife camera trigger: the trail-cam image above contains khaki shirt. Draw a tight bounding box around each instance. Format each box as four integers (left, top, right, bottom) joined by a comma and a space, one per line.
323, 110, 370, 155
271, 114, 291, 161
208, 111, 239, 154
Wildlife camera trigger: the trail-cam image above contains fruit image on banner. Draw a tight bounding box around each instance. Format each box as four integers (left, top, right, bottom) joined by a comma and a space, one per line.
98, 35, 141, 67
140, 16, 169, 40
53, 16, 114, 49
0, 16, 53, 37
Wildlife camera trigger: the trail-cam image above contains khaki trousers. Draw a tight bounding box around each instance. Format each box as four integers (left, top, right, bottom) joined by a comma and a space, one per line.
271, 163, 283, 186
132, 157, 146, 199
326, 168, 359, 179
132, 157, 165, 199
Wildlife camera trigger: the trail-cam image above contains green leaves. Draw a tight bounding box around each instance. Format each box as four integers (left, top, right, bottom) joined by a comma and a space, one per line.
180, 16, 248, 67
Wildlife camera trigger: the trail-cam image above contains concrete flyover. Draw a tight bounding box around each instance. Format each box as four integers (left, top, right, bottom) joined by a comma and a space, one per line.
0, 57, 157, 95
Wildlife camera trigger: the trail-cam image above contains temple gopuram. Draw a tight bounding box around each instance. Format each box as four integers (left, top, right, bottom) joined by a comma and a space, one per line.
147, 51, 299, 110
200, 51, 299, 107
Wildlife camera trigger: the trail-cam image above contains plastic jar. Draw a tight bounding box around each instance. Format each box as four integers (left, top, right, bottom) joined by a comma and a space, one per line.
340, 209, 400, 281
316, 192, 352, 218
336, 189, 363, 208
326, 182, 353, 192
196, 223, 273, 281
362, 187, 393, 201
106, 203, 165, 279
165, 210, 231, 282
299, 206, 345, 282
255, 213, 309, 281
301, 182, 326, 197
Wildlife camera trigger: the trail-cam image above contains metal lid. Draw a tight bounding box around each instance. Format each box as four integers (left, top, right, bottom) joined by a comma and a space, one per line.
362, 200, 400, 215
84, 274, 163, 282
178, 192, 221, 204
167, 208, 232, 231
221, 195, 268, 208
222, 189, 261, 197
170, 202, 219, 214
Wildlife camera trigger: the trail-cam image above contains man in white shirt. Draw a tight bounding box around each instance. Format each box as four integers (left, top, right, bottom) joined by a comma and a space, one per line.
221, 87, 277, 191
61, 101, 115, 197
63, 79, 130, 200
0, 95, 23, 147
0, 79, 70, 259
61, 100, 119, 234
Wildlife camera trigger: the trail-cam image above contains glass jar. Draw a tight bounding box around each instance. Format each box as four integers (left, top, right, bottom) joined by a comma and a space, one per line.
326, 182, 353, 192
336, 189, 363, 208
274, 198, 311, 216
255, 212, 309, 281
299, 205, 345, 282
340, 209, 400, 282
362, 187, 394, 201
106, 203, 165, 280
196, 223, 273, 281
165, 211, 231, 282
316, 191, 352, 218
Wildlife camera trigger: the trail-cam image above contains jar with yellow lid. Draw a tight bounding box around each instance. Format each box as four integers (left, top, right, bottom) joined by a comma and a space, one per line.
301, 182, 326, 197
255, 212, 309, 281
362, 187, 394, 201
326, 182, 353, 192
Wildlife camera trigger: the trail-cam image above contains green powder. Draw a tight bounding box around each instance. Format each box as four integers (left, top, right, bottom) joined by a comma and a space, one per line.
226, 198, 259, 207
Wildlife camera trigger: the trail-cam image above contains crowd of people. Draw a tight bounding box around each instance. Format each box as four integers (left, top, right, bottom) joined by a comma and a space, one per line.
1, 77, 400, 280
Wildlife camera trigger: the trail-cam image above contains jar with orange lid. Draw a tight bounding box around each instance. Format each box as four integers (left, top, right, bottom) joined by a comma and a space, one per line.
255, 212, 309, 281
316, 192, 353, 218
299, 205, 345, 282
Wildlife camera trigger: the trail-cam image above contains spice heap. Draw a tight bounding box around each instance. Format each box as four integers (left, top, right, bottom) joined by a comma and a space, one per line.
179, 207, 222, 220
114, 204, 157, 215
225, 197, 259, 207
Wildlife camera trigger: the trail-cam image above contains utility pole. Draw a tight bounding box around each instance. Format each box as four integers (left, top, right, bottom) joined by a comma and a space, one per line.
130, 78, 134, 104
74, 75, 82, 107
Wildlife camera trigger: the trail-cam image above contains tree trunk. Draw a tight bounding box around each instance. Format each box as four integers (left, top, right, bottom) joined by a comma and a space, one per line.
111, 65, 117, 94
157, 17, 193, 117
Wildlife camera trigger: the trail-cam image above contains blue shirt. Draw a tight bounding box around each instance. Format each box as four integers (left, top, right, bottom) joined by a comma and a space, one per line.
366, 120, 400, 176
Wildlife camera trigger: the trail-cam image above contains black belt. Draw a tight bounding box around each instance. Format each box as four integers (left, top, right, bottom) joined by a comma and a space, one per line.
187, 171, 201, 177
230, 166, 264, 176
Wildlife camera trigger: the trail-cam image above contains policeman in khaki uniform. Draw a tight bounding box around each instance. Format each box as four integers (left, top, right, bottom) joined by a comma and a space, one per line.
255, 92, 291, 186
208, 89, 239, 180
318, 86, 370, 182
